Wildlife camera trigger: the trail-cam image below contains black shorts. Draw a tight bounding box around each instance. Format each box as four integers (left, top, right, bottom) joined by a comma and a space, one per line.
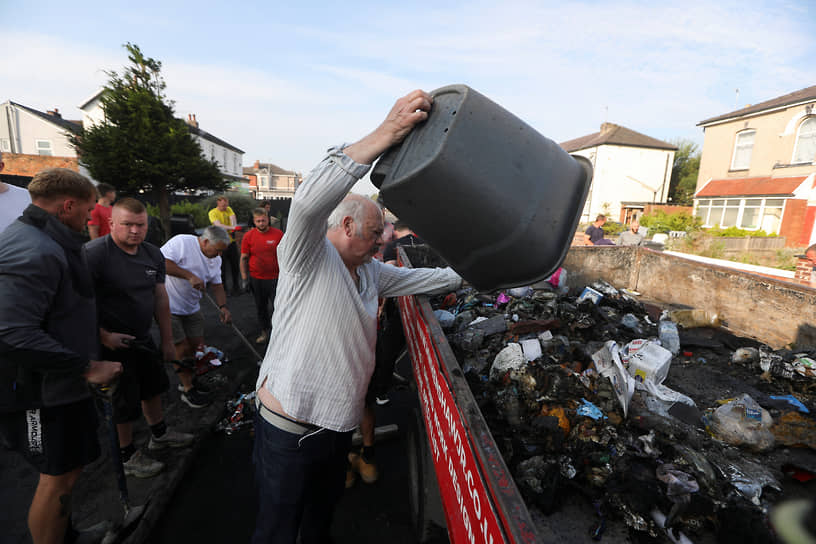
365, 301, 406, 406
102, 341, 170, 424
0, 398, 100, 475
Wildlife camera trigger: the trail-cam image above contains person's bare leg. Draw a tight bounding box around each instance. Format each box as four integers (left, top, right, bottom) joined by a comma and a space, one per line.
142, 395, 163, 426
116, 422, 134, 448
28, 468, 82, 544
174, 339, 195, 391
360, 405, 375, 448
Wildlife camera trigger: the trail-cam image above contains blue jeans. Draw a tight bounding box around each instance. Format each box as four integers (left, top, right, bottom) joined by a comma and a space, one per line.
251, 412, 353, 544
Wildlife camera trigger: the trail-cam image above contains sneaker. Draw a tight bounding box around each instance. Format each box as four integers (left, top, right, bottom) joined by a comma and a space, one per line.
123, 450, 164, 478
177, 382, 213, 395
148, 428, 195, 451
181, 386, 212, 409
255, 330, 269, 344
350, 451, 379, 484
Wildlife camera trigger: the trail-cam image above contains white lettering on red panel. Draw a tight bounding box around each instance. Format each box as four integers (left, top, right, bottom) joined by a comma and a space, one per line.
400, 295, 503, 544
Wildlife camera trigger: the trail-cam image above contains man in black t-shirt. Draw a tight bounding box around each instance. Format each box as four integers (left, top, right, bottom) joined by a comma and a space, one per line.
85, 198, 194, 479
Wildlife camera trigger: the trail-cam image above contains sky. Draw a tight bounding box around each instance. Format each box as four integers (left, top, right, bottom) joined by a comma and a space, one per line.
1, 0, 814, 194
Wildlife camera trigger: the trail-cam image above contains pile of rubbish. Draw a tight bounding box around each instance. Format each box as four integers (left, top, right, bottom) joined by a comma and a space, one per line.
430, 274, 816, 542
215, 391, 256, 435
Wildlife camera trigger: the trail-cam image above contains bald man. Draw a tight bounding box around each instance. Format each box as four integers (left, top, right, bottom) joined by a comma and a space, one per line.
252, 90, 462, 543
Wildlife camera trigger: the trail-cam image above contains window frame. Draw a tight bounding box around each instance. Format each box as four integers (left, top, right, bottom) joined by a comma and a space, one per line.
792, 116, 816, 165
695, 196, 786, 233
35, 139, 53, 156
730, 129, 755, 171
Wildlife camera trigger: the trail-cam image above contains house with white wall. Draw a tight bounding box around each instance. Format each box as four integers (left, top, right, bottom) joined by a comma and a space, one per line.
79, 90, 245, 190
1, 101, 80, 157
0, 100, 86, 180
561, 123, 676, 223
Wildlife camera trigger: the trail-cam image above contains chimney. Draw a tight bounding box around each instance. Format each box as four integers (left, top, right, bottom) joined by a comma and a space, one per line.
47, 108, 62, 119
253, 160, 260, 170
186, 114, 199, 128
600, 122, 616, 135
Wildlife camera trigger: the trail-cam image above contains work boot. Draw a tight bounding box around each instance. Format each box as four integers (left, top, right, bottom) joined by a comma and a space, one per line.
148, 428, 195, 451
350, 448, 379, 484
123, 450, 164, 478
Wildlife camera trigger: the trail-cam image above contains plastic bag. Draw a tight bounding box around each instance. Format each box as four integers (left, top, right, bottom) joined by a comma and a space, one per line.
709, 394, 775, 451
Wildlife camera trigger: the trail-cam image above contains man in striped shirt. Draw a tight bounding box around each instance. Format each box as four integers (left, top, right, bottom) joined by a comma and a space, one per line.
252, 90, 461, 543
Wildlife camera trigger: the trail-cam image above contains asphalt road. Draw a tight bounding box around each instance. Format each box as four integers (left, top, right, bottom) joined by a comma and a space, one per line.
0, 290, 448, 544
149, 292, 449, 543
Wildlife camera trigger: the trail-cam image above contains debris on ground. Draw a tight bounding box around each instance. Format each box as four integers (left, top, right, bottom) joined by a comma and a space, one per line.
424, 273, 816, 542
215, 391, 257, 435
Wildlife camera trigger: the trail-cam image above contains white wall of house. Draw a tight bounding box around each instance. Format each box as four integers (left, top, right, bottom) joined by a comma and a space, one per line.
0, 103, 76, 157
80, 94, 106, 128
191, 134, 243, 179
573, 144, 674, 221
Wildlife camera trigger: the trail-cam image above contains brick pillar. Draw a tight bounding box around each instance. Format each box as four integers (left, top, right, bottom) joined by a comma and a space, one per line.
794, 256, 814, 285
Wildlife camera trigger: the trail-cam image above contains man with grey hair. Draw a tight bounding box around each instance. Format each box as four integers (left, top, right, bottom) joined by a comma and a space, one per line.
253, 90, 462, 543
0, 150, 31, 232
160, 226, 231, 408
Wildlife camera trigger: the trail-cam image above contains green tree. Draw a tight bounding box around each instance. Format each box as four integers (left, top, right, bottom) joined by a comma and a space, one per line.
70, 43, 226, 235
668, 139, 701, 206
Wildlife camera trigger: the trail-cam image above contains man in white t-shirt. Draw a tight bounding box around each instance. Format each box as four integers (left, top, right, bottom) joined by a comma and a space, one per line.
160, 226, 231, 408
0, 150, 32, 232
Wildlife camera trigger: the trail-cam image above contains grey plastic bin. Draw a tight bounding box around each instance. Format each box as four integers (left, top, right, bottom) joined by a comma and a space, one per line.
371, 84, 592, 291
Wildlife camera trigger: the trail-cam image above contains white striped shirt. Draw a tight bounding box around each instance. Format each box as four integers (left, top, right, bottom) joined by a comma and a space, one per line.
255, 145, 461, 432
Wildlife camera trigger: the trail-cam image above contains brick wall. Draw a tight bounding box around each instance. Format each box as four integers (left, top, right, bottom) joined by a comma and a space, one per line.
794, 256, 814, 285
779, 198, 807, 247
2, 153, 79, 178
564, 246, 816, 348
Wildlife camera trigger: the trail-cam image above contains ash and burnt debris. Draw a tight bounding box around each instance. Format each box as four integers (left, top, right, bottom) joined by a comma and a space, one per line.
428, 276, 816, 543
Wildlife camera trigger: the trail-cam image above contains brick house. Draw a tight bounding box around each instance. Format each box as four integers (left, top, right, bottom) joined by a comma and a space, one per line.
243, 161, 302, 200
694, 85, 816, 247
561, 123, 677, 224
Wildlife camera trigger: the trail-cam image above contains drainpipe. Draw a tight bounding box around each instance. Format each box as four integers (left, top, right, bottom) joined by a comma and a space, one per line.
659, 152, 670, 203
5, 104, 16, 153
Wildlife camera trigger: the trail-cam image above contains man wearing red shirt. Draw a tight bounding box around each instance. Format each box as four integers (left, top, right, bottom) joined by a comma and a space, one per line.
87, 183, 116, 239
240, 208, 284, 343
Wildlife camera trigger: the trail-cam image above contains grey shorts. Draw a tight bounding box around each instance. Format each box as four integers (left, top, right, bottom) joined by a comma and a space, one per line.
171, 310, 205, 343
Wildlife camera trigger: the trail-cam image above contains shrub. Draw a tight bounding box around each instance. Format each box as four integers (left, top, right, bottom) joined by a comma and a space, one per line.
200, 194, 259, 225
638, 209, 701, 235
147, 201, 210, 227
705, 225, 777, 237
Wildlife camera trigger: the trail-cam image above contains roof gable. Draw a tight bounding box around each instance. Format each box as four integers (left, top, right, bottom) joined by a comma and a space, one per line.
560, 123, 676, 153
9, 101, 81, 133
698, 85, 816, 127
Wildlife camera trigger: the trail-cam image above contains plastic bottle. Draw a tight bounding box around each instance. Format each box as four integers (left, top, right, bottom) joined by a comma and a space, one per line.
669, 309, 721, 328
658, 320, 680, 355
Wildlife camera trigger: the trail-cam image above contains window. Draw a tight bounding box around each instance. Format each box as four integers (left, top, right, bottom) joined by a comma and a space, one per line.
695, 199, 711, 225
260, 176, 268, 188
731, 130, 755, 170
740, 199, 761, 229
761, 199, 784, 233
722, 200, 740, 227
695, 197, 785, 233
0, 138, 9, 152
36, 140, 53, 156
793, 117, 816, 164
